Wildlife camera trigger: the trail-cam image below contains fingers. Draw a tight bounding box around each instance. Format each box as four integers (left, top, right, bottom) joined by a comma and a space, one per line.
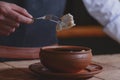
11, 3, 33, 18
0, 1, 33, 36
0, 15, 20, 28
0, 2, 33, 24
0, 14, 20, 36
0, 24, 16, 36
6, 9, 33, 24
10, 3, 34, 24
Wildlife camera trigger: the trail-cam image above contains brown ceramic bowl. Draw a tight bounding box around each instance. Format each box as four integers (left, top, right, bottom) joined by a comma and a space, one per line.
40, 45, 92, 73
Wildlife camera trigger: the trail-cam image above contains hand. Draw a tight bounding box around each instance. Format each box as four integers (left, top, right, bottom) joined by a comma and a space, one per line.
0, 1, 33, 36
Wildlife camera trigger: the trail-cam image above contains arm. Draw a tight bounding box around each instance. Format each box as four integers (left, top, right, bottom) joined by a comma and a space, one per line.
0, 1, 33, 36
83, 0, 120, 43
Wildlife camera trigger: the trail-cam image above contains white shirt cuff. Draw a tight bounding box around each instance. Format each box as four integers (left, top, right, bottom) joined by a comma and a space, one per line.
104, 16, 120, 44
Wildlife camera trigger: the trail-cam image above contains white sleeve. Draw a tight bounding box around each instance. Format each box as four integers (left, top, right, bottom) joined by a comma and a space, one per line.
83, 0, 120, 43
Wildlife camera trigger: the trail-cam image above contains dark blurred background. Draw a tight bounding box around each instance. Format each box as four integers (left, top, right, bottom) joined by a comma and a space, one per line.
57, 0, 120, 55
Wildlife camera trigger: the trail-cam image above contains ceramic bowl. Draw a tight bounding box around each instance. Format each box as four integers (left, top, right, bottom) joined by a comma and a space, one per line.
40, 45, 92, 73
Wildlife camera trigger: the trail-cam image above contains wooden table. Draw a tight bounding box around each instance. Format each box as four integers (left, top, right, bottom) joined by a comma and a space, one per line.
0, 53, 120, 80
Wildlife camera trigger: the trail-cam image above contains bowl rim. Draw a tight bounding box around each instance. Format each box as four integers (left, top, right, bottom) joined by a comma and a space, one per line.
41, 45, 92, 54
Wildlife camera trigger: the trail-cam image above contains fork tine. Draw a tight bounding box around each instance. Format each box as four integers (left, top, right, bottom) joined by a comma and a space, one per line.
35, 16, 45, 19
45, 15, 61, 23
33, 15, 61, 23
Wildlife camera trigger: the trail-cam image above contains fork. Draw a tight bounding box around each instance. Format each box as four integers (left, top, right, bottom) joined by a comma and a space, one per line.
33, 15, 67, 31
33, 15, 62, 24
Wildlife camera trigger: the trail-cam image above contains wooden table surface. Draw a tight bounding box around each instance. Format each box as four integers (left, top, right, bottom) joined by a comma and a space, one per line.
0, 53, 120, 80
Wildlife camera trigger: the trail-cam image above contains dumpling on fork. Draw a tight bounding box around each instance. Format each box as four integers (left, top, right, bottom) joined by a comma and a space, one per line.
56, 13, 76, 31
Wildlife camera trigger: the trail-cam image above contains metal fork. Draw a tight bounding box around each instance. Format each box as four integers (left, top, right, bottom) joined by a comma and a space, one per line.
33, 15, 62, 24
33, 15, 67, 31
